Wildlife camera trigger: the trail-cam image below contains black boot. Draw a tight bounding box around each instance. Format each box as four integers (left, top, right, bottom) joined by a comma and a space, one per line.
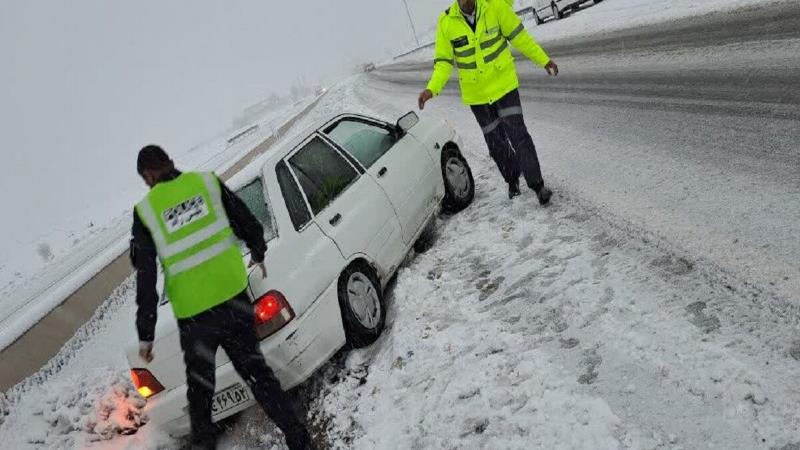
535, 185, 552, 205
508, 179, 521, 199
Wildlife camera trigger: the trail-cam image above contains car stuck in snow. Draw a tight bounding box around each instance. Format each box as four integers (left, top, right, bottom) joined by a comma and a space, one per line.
125, 111, 475, 436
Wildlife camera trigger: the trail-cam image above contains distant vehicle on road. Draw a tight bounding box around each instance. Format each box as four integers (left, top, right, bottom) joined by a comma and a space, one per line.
126, 111, 474, 437
532, 0, 603, 24
362, 62, 376, 73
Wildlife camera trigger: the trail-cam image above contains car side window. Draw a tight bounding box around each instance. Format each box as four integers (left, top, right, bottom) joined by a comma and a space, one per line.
288, 136, 359, 215
276, 161, 311, 231
235, 178, 278, 241
325, 119, 398, 169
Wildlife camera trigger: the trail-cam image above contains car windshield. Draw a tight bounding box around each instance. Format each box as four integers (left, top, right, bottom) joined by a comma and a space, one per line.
326, 120, 396, 169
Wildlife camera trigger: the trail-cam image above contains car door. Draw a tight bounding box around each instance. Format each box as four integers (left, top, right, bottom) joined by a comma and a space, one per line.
285, 133, 405, 278
323, 117, 438, 245
243, 167, 344, 319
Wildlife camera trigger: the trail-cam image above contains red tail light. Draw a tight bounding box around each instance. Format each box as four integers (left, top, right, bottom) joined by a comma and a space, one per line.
254, 290, 294, 339
131, 368, 165, 399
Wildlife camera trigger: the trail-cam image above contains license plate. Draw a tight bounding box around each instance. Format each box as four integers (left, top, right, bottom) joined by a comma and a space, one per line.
211, 384, 251, 416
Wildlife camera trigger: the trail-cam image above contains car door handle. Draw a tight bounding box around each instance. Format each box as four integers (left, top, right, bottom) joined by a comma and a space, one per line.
378, 167, 388, 177
329, 213, 342, 226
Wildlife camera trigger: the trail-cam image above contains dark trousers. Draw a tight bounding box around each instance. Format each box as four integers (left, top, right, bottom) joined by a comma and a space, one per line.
470, 88, 545, 191
178, 292, 311, 450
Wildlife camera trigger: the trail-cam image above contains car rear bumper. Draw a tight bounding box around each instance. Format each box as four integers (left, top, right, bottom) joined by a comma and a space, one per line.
143, 280, 346, 437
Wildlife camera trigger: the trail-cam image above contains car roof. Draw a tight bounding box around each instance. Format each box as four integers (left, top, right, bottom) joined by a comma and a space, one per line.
224, 112, 393, 190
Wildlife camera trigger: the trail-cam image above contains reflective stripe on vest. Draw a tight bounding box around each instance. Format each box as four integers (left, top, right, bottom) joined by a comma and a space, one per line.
480, 32, 503, 50
167, 234, 239, 276
483, 39, 508, 63
137, 172, 230, 260
452, 25, 511, 69
135, 172, 248, 318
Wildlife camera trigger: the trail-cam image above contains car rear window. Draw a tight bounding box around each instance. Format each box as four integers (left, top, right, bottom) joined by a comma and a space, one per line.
236, 178, 277, 242
276, 160, 312, 231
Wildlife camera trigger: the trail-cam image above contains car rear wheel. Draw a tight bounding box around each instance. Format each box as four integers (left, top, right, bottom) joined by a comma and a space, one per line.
551, 3, 562, 19
441, 146, 475, 214
533, 10, 543, 25
337, 262, 385, 348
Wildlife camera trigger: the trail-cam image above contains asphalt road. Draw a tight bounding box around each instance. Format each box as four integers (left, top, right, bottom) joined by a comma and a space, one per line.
371, 1, 800, 304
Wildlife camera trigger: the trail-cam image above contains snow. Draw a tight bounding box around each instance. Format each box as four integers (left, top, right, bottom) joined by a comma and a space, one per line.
297, 77, 800, 450
2, 64, 800, 449
392, 0, 790, 63
2, 1, 799, 448
0, 97, 316, 352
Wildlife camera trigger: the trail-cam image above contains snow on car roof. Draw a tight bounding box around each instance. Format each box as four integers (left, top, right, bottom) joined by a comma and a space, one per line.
223, 113, 390, 191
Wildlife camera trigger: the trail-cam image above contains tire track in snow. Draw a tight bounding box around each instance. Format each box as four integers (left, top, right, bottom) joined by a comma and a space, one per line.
289, 77, 800, 449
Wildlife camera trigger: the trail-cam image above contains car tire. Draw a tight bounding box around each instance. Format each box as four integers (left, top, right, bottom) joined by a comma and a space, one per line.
551, 3, 562, 19
533, 10, 543, 25
441, 146, 475, 214
337, 262, 385, 349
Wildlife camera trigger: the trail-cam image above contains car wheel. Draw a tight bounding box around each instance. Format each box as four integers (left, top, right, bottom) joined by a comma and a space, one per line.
337, 262, 385, 348
441, 146, 475, 214
533, 10, 543, 25
551, 3, 562, 19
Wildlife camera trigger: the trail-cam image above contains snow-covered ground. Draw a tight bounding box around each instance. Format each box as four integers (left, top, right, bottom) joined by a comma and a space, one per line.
0, 97, 315, 352
392, 0, 791, 63
2, 0, 798, 448
2, 67, 798, 449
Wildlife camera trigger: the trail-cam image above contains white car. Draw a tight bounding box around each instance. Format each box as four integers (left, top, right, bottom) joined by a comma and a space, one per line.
532, 0, 602, 24
126, 111, 475, 436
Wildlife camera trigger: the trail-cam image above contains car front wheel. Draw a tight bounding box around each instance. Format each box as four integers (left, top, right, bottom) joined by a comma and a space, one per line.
441, 146, 475, 214
337, 262, 385, 348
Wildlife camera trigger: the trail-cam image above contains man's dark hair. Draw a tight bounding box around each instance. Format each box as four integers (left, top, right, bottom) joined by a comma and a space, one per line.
137, 145, 172, 175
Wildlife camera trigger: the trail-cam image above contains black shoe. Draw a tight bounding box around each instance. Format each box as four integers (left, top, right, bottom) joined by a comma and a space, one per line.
535, 186, 552, 206
508, 180, 521, 199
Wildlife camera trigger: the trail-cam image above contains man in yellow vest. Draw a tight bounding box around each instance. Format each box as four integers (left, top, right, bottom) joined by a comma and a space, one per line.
130, 146, 312, 450
418, 0, 557, 204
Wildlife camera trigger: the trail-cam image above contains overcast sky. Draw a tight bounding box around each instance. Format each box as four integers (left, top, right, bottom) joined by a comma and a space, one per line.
0, 0, 449, 252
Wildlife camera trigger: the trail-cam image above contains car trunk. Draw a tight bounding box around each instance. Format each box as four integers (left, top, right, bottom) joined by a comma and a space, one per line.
125, 301, 251, 392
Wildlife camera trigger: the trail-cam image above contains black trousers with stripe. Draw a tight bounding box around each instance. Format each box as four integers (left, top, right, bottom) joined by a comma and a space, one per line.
178, 292, 311, 450
469, 88, 544, 191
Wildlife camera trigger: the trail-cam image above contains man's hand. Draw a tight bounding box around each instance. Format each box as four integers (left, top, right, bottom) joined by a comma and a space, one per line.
418, 89, 434, 110
139, 341, 154, 363
249, 258, 267, 279
545, 60, 559, 76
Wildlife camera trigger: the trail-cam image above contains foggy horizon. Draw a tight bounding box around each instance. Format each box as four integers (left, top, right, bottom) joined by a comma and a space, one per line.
0, 0, 449, 250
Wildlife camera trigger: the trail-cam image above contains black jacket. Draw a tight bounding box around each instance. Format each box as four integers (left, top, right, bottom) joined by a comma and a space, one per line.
130, 170, 266, 342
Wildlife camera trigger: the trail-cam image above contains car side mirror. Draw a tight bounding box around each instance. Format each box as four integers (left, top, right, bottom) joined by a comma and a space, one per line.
396, 111, 419, 134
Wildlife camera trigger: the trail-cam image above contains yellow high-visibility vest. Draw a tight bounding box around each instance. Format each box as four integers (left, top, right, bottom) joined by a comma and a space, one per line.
426, 0, 550, 105
136, 172, 247, 319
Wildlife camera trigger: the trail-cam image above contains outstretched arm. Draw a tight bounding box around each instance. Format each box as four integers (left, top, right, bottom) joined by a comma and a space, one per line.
498, 3, 558, 75
131, 210, 158, 362
421, 16, 454, 109
218, 176, 268, 278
